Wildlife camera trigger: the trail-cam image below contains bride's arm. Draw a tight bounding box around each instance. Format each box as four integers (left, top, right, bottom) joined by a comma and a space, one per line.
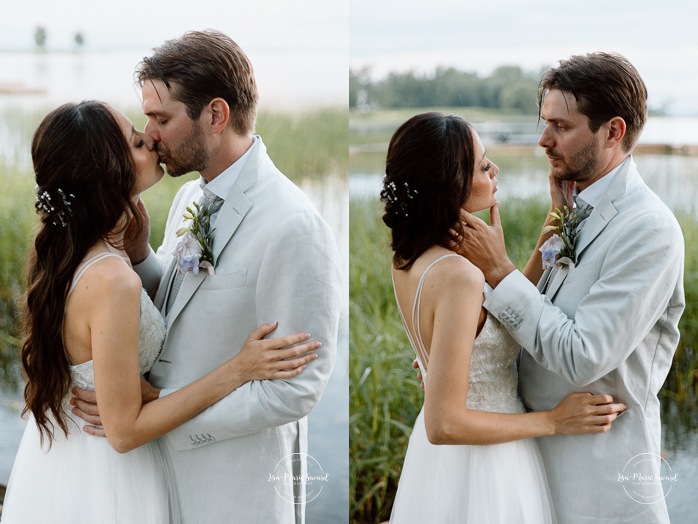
89, 268, 319, 454
423, 260, 624, 445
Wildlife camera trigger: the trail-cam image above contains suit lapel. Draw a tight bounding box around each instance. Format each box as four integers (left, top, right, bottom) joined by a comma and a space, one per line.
545, 261, 571, 300
165, 269, 207, 327
155, 257, 178, 312
541, 157, 637, 301
210, 137, 264, 261
211, 188, 252, 262
164, 137, 266, 327
574, 199, 617, 258
574, 158, 633, 260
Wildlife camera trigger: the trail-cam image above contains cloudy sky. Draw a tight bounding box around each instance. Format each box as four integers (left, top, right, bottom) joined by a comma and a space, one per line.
0, 0, 348, 108
2, 1, 698, 114
0, 0, 346, 52
351, 0, 698, 115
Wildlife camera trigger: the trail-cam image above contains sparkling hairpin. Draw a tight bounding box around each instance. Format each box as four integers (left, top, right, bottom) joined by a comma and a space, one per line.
382, 177, 419, 217
36, 188, 75, 227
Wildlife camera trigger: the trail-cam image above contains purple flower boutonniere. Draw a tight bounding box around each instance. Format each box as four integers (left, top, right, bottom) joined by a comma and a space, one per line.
173, 201, 216, 275
539, 206, 585, 269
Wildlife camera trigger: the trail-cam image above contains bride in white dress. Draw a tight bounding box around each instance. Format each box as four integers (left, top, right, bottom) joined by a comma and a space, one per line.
1, 101, 320, 523
381, 113, 626, 523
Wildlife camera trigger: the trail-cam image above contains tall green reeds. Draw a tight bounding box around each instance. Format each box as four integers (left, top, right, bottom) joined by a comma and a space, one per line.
349, 196, 698, 523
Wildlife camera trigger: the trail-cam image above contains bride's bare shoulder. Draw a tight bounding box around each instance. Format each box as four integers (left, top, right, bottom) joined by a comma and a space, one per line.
72, 256, 141, 303
423, 252, 485, 295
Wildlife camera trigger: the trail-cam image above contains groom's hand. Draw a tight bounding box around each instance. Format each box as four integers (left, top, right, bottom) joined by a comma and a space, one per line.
451, 202, 515, 288
412, 359, 425, 391
71, 378, 160, 437
70, 386, 104, 436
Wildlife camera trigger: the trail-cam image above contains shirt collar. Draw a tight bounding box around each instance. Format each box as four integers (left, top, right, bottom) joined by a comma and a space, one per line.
575, 155, 630, 208
198, 136, 257, 199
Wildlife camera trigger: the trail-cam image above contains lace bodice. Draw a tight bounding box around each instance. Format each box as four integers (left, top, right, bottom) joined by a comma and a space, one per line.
66, 250, 166, 391
70, 289, 166, 390
394, 254, 524, 414
465, 313, 524, 413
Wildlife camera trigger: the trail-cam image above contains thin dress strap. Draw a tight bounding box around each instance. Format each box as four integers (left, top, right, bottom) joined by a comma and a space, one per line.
64, 252, 128, 365
392, 253, 460, 381
68, 252, 127, 297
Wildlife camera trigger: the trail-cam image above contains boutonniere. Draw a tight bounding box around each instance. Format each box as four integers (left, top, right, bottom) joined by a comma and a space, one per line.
173, 201, 216, 275
539, 206, 584, 269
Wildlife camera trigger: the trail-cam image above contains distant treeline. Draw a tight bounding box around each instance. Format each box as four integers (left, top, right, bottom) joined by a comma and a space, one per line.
350, 65, 547, 114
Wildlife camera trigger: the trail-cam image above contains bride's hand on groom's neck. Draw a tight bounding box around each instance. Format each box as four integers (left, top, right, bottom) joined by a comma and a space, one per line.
549, 176, 575, 212
450, 204, 515, 288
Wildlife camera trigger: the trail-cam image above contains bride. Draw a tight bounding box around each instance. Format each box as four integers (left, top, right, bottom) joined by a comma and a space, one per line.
0, 101, 320, 523
382, 112, 626, 523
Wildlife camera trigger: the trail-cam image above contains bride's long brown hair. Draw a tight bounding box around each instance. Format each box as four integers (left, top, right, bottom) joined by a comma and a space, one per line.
21, 101, 142, 445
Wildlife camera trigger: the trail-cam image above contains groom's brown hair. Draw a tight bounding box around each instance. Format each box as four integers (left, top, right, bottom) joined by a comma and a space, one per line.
136, 29, 258, 135
537, 52, 647, 152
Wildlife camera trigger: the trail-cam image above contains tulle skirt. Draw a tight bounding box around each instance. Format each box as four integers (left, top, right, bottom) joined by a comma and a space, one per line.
390, 408, 557, 524
1, 411, 180, 524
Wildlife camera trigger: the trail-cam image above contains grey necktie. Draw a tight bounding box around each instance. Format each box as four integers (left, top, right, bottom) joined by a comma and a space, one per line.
570, 198, 593, 235
165, 189, 224, 315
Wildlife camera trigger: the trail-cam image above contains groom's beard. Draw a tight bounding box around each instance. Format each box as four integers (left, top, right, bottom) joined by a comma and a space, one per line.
546, 135, 599, 183
158, 122, 209, 178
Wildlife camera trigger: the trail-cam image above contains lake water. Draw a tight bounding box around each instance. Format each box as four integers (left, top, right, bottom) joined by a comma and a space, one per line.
0, 48, 346, 111
350, 149, 698, 217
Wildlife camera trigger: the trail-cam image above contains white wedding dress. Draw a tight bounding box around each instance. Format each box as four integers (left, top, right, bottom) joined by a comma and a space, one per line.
1, 250, 180, 524
390, 254, 557, 523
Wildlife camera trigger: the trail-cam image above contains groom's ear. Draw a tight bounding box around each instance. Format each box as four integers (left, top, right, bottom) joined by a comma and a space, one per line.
603, 116, 626, 149
207, 98, 230, 135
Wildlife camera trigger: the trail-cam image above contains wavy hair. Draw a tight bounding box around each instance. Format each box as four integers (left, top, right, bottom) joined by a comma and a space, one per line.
538, 52, 648, 152
381, 112, 475, 269
21, 101, 141, 446
135, 29, 258, 136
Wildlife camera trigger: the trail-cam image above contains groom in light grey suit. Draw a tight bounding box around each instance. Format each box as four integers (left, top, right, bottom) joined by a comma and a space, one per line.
458, 53, 683, 523
123, 31, 340, 523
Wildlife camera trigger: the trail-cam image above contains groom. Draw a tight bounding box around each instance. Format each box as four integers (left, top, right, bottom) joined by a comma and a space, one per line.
457, 53, 683, 524
76, 31, 341, 523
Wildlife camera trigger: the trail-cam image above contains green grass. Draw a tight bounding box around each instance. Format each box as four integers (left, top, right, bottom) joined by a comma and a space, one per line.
0, 106, 346, 391
349, 197, 698, 523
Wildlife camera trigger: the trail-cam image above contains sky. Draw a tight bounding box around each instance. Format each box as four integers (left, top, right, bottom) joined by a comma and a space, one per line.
2, 1, 698, 114
0, 0, 349, 109
350, 0, 698, 115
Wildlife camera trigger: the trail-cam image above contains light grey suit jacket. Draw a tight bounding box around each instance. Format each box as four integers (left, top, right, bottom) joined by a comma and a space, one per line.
485, 157, 684, 524
135, 137, 341, 523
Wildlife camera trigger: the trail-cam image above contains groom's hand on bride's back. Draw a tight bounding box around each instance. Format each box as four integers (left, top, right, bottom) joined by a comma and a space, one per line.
412, 359, 425, 391
70, 377, 161, 437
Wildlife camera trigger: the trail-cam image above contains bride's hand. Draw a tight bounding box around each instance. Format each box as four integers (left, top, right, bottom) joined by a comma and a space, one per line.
232, 322, 321, 382
124, 197, 152, 264
549, 175, 575, 212
549, 392, 626, 435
